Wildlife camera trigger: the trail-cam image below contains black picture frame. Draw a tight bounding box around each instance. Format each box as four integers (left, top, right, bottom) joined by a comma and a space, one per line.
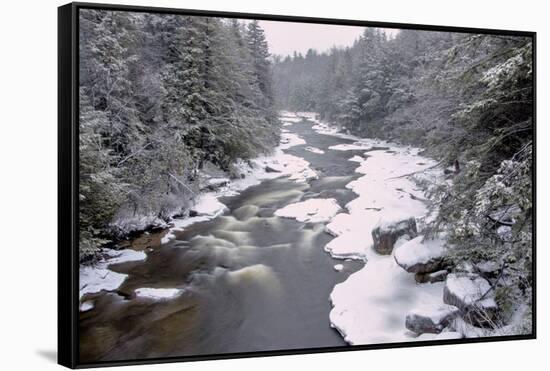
58, 2, 537, 368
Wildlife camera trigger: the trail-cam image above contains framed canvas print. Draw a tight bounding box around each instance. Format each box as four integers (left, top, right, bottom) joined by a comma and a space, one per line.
58, 2, 536, 368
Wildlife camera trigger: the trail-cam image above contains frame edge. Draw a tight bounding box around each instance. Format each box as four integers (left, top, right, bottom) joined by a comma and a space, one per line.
58, 2, 78, 369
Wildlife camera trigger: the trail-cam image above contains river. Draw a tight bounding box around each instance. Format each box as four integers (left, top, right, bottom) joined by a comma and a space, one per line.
79, 115, 372, 362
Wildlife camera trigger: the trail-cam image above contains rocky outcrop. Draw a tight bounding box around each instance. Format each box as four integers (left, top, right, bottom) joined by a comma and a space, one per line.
406, 305, 460, 334
443, 273, 499, 327
371, 217, 417, 255
394, 235, 445, 273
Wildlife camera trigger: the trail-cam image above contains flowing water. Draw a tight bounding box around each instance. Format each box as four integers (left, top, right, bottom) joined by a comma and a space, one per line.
79, 119, 368, 362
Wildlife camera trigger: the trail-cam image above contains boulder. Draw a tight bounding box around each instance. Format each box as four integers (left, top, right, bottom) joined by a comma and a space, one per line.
474, 260, 501, 279
443, 273, 499, 327
406, 305, 460, 334
371, 217, 417, 255
394, 235, 445, 273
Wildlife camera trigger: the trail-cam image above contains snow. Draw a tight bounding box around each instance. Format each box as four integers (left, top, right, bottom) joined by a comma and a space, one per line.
416, 331, 463, 341
317, 123, 448, 345
103, 249, 147, 265
334, 264, 344, 272
80, 249, 147, 300
407, 304, 460, 325
206, 177, 230, 188
329, 142, 373, 151
280, 117, 303, 123
330, 252, 446, 345
135, 287, 183, 300
305, 146, 325, 154
254, 150, 318, 183
275, 198, 341, 223
161, 194, 227, 245
280, 132, 306, 149
191, 194, 228, 217
394, 235, 445, 271
80, 300, 94, 312
445, 273, 497, 309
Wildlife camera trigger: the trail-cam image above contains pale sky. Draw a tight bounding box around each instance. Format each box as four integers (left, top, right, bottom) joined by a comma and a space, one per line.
259, 20, 399, 57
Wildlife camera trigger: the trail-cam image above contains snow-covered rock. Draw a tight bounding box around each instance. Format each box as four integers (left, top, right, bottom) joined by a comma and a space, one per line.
371, 217, 417, 255
443, 273, 498, 326
394, 235, 445, 273
135, 288, 183, 300
334, 264, 344, 272
275, 198, 341, 223
405, 304, 460, 334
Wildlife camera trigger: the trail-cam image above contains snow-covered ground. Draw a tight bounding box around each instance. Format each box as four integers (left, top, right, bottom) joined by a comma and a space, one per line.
310, 117, 453, 345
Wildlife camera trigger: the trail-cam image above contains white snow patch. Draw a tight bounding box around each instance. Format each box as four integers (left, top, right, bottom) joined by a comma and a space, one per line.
305, 146, 325, 154
191, 194, 228, 217
80, 300, 94, 312
334, 264, 344, 272
349, 155, 364, 163
79, 248, 146, 299
254, 149, 318, 183
280, 132, 306, 149
416, 331, 463, 341
329, 142, 373, 151
275, 198, 341, 223
135, 288, 183, 300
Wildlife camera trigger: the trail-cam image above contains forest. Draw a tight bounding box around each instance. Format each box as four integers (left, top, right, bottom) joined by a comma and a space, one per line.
79, 10, 278, 260
273, 29, 533, 328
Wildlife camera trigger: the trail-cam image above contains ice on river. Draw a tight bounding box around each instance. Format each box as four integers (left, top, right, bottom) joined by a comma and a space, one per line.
280, 132, 306, 150
135, 288, 183, 300
305, 146, 325, 154
79, 249, 147, 300
275, 198, 341, 223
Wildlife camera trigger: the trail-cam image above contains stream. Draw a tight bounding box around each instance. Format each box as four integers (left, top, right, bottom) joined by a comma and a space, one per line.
79, 116, 371, 362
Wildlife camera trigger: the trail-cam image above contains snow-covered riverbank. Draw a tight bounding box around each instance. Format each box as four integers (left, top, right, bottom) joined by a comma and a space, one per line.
306, 116, 465, 344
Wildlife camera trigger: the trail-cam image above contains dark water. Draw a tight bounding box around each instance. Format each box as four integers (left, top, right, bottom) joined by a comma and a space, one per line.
79, 119, 367, 362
